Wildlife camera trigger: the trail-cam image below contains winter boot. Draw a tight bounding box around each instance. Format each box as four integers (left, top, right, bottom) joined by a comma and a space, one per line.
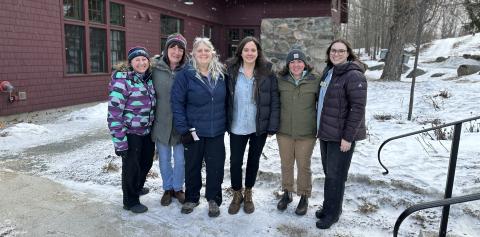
138, 187, 150, 196
315, 206, 326, 219
277, 189, 293, 211
228, 189, 243, 215
315, 178, 345, 229
295, 194, 308, 216
174, 190, 186, 204
124, 203, 148, 214
208, 200, 220, 217
316, 206, 342, 219
243, 188, 255, 214
181, 201, 199, 214
160, 190, 174, 206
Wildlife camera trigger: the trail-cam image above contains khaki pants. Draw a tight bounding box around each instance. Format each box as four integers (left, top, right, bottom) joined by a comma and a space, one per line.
277, 134, 316, 197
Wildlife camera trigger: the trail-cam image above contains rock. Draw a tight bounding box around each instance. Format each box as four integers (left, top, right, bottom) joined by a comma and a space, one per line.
310, 47, 324, 59
368, 64, 384, 71
435, 56, 448, 62
276, 23, 290, 35
293, 30, 310, 40
430, 73, 445, 77
462, 54, 480, 61
457, 64, 480, 76
406, 68, 426, 78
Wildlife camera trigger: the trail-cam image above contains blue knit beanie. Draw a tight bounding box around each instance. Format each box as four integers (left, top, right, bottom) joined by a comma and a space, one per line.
128, 46, 150, 63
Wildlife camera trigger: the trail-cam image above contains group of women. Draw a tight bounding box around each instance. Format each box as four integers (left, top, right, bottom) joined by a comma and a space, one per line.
107, 33, 367, 229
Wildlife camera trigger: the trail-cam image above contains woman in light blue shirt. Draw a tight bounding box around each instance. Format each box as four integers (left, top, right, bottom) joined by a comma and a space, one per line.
225, 36, 280, 215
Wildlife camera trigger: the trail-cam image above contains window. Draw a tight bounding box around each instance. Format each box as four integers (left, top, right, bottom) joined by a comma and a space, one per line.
227, 28, 255, 58
64, 0, 83, 20
90, 28, 107, 73
243, 29, 255, 38
111, 30, 125, 68
110, 2, 124, 26
65, 25, 85, 74
202, 25, 212, 39
88, 0, 105, 23
229, 29, 240, 42
63, 1, 125, 74
160, 15, 184, 50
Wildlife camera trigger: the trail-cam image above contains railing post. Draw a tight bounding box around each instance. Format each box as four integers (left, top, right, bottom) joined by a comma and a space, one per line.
439, 123, 462, 237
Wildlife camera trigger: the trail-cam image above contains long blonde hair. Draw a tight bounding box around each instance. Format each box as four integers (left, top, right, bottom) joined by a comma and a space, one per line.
191, 37, 225, 80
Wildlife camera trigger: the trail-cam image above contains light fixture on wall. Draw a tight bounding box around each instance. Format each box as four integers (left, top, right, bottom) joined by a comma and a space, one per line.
183, 0, 194, 5
136, 10, 145, 19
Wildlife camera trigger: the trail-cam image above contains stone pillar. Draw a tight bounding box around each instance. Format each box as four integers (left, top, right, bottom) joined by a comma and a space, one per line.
260, 17, 335, 74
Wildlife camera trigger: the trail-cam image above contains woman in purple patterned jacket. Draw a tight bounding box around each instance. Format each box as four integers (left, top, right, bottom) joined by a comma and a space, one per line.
107, 46, 156, 214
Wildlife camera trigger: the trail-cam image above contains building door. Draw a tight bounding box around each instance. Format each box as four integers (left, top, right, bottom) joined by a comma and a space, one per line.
227, 28, 255, 58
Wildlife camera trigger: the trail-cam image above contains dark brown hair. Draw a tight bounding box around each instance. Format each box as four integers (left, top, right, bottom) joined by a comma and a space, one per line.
163, 41, 187, 68
325, 39, 358, 68
226, 36, 271, 79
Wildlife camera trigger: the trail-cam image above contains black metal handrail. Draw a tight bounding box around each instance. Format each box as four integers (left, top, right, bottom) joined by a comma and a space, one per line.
393, 193, 480, 237
376, 115, 480, 237
378, 115, 480, 175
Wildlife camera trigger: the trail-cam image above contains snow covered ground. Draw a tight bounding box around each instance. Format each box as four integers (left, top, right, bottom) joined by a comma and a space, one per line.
1, 34, 479, 237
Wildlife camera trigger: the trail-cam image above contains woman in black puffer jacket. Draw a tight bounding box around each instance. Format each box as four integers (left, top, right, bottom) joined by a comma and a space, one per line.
315, 39, 367, 229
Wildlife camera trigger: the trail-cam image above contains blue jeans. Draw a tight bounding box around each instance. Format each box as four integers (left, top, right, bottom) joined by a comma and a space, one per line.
156, 142, 185, 192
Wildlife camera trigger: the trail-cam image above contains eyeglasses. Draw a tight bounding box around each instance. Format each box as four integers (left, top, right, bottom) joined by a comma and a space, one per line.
330, 49, 347, 55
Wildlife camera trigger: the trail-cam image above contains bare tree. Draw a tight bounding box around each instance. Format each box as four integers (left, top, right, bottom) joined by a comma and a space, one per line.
440, 1, 465, 38
408, 0, 442, 120
380, 0, 416, 81
464, 0, 480, 33
346, 0, 395, 56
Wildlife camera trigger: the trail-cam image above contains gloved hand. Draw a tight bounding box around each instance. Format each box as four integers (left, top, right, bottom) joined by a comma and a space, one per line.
115, 150, 128, 158
180, 132, 194, 145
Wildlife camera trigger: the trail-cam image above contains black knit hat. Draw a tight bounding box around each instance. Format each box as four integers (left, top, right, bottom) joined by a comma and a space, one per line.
128, 46, 150, 63
286, 49, 307, 66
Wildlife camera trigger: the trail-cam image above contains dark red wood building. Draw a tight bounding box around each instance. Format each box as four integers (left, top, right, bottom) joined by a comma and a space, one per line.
0, 0, 347, 116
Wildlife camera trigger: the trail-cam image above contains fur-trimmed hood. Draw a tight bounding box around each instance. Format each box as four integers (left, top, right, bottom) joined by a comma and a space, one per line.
113, 61, 153, 73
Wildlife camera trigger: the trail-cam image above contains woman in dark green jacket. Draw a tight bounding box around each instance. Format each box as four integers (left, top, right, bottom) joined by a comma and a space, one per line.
276, 49, 320, 216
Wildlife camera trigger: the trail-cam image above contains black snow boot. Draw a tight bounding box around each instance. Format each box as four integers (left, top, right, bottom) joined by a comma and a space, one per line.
316, 178, 345, 229
295, 194, 308, 216
123, 203, 148, 214
277, 189, 293, 211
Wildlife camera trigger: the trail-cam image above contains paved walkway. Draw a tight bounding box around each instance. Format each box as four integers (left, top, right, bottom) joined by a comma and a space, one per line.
0, 170, 172, 237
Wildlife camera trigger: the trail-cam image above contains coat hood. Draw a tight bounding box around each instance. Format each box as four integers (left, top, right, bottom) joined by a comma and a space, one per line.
113, 61, 154, 74
332, 60, 366, 76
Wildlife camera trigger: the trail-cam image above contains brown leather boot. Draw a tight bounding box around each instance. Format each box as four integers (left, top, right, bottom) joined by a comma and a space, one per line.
228, 189, 243, 215
160, 190, 173, 206
174, 190, 185, 204
243, 188, 255, 214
